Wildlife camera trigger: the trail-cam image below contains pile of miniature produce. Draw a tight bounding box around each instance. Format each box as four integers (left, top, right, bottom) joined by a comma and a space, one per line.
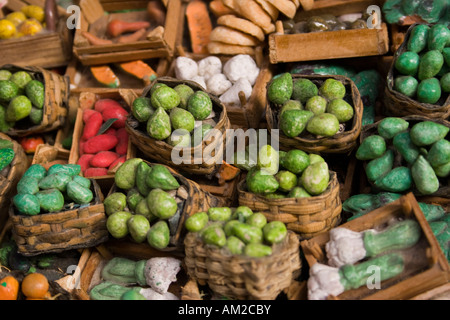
80, 0, 166, 46
237, 144, 332, 199
89, 256, 181, 300
185, 205, 288, 258
282, 12, 371, 34
357, 117, 449, 195
104, 158, 187, 250
131, 81, 218, 147
0, 272, 58, 300
12, 163, 94, 216
0, 4, 48, 40
173, 54, 260, 106
76, 98, 129, 177
268, 73, 355, 139
308, 218, 422, 300
382, 0, 448, 25
0, 137, 16, 178
343, 192, 450, 262
0, 69, 45, 132
393, 24, 450, 104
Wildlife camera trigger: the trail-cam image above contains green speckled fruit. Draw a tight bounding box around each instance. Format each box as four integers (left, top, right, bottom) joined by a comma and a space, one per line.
326, 99, 354, 123
394, 76, 418, 98
187, 91, 212, 120
146, 107, 171, 140
292, 78, 318, 104
395, 51, 420, 76
377, 117, 409, 139
356, 135, 387, 160
410, 121, 449, 146
0, 147, 14, 171
319, 79, 346, 100
150, 85, 180, 111
268, 73, 293, 105
407, 24, 429, 53
417, 78, 441, 104
170, 107, 195, 132
440, 73, 450, 93
418, 50, 444, 80
374, 166, 412, 193
300, 161, 330, 195
305, 96, 327, 115
280, 109, 314, 138
306, 113, 340, 137
36, 188, 65, 213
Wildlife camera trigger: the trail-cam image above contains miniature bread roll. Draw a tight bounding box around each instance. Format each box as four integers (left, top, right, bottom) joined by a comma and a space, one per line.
299, 0, 314, 11
217, 14, 265, 42
209, 26, 261, 46
266, 0, 297, 19
207, 41, 256, 55
254, 0, 279, 21
224, 0, 275, 34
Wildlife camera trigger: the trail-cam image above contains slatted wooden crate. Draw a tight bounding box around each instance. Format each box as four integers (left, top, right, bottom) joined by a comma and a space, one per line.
73, 0, 182, 66
0, 0, 73, 68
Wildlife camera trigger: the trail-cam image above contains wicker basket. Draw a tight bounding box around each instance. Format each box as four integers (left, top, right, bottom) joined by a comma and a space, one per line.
384, 24, 450, 120
266, 74, 363, 154
9, 179, 109, 257
1, 64, 70, 137
106, 160, 228, 252
238, 171, 342, 239
125, 77, 231, 178
0, 133, 28, 228
184, 230, 301, 300
360, 115, 450, 198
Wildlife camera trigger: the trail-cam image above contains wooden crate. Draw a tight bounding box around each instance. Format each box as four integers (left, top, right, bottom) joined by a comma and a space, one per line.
300, 192, 450, 300
268, 0, 389, 64
71, 244, 187, 300
167, 47, 273, 129
31, 144, 70, 167
0, 0, 73, 68
98, 0, 150, 12
73, 0, 182, 66
68, 89, 137, 194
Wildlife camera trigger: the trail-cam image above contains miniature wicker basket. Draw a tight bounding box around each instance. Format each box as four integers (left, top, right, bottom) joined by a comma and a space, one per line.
238, 171, 342, 239
384, 24, 450, 120
0, 133, 28, 227
106, 160, 228, 252
1, 64, 70, 137
184, 230, 301, 300
9, 179, 109, 257
265, 74, 363, 154
125, 77, 231, 178
359, 115, 450, 198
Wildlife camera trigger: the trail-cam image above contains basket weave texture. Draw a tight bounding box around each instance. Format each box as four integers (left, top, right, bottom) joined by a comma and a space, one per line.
265, 74, 363, 154
238, 171, 342, 239
1, 64, 69, 137
184, 231, 301, 300
9, 179, 108, 256
384, 24, 450, 120
0, 133, 28, 226
125, 77, 231, 177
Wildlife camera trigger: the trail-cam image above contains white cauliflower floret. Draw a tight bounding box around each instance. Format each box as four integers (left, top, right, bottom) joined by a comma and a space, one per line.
219, 78, 253, 106
307, 263, 345, 300
175, 56, 198, 80
223, 54, 260, 85
145, 257, 181, 295
325, 227, 367, 268
207, 73, 232, 96
190, 75, 206, 89
198, 56, 223, 81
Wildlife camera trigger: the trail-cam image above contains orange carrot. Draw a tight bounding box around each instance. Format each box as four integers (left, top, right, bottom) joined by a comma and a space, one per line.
107, 20, 150, 37
117, 28, 147, 43
82, 31, 113, 46
186, 0, 213, 54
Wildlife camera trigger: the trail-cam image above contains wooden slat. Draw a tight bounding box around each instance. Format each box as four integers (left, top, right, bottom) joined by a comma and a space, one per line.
74, 39, 166, 55
269, 23, 389, 64
79, 0, 105, 25
77, 48, 170, 65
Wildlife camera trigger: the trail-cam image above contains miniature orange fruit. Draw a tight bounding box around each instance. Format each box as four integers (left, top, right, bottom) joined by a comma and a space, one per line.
0, 276, 20, 300
21, 273, 49, 299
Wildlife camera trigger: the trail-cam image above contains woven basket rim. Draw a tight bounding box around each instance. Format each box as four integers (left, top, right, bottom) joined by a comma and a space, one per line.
265, 74, 363, 152
384, 23, 450, 115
